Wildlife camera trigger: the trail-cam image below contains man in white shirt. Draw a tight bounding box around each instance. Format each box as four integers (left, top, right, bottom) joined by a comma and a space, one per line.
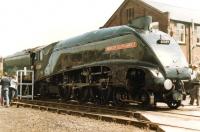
9, 75, 18, 101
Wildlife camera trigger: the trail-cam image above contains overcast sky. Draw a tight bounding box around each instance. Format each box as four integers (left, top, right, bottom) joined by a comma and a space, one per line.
0, 0, 200, 57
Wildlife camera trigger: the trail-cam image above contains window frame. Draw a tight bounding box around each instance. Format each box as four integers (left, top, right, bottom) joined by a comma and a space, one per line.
174, 23, 186, 44
126, 8, 134, 22
196, 26, 200, 46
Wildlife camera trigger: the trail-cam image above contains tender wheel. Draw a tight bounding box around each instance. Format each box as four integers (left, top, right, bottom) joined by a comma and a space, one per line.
39, 83, 49, 98
167, 100, 181, 109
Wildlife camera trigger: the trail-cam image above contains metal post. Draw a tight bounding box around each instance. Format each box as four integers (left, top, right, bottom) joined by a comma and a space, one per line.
191, 19, 195, 64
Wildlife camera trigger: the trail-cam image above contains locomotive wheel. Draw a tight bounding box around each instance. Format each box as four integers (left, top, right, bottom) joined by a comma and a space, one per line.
91, 87, 110, 105
113, 88, 128, 106
88, 88, 96, 103
65, 87, 72, 100
99, 88, 109, 105
89, 88, 100, 104
140, 92, 149, 105
39, 83, 49, 98
77, 87, 90, 103
167, 100, 181, 109
140, 91, 155, 107
59, 86, 71, 100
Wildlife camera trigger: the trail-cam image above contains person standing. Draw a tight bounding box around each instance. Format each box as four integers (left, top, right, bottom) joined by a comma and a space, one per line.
9, 75, 18, 101
0, 72, 10, 107
189, 65, 200, 106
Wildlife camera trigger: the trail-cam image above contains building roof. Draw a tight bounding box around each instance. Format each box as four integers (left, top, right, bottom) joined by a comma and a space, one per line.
103, 0, 200, 27
142, 0, 200, 24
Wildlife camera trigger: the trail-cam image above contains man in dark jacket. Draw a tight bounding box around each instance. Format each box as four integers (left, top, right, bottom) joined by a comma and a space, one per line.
0, 72, 10, 107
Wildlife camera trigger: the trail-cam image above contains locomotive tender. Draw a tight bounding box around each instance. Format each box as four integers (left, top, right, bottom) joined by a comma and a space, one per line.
4, 16, 190, 108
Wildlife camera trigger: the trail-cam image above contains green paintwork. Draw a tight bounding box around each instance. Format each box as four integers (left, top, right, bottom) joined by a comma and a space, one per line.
4, 20, 190, 81
44, 26, 159, 77
33, 42, 58, 80
42, 24, 190, 80
4, 51, 31, 75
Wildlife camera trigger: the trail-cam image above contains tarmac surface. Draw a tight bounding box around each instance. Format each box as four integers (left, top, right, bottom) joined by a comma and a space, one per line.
140, 97, 200, 132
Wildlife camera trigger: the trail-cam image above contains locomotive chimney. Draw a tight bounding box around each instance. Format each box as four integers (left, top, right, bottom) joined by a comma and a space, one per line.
128, 16, 153, 30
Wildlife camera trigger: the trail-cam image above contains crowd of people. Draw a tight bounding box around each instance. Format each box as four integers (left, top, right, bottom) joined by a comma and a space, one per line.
0, 72, 18, 107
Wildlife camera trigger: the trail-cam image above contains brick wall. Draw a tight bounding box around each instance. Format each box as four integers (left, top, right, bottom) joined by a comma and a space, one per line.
169, 21, 190, 62
103, 0, 169, 33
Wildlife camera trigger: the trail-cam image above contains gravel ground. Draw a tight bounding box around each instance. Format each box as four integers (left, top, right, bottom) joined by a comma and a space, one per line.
0, 106, 145, 132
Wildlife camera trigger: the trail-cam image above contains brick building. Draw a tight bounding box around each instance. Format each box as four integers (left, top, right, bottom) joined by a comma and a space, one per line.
103, 0, 200, 65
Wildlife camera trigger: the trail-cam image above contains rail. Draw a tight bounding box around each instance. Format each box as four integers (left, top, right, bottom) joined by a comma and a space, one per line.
11, 99, 164, 132
11, 99, 200, 132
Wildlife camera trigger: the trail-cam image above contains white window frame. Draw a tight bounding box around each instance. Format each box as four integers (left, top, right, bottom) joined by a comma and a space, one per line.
174, 23, 186, 44
196, 26, 200, 45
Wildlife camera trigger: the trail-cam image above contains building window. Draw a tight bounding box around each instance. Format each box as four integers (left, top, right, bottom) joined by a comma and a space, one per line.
196, 26, 200, 45
174, 23, 185, 44
126, 8, 134, 22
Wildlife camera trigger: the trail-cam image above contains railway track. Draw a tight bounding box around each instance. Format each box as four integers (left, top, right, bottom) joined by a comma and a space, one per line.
11, 99, 200, 132
11, 99, 163, 132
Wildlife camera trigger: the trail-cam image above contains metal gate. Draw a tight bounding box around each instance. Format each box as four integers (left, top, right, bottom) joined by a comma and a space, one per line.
16, 69, 34, 100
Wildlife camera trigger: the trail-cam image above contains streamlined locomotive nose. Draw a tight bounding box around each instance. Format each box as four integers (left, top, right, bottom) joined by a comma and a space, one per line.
165, 67, 191, 80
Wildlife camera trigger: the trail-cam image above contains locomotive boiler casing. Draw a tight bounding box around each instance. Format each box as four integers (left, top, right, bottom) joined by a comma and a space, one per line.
36, 23, 190, 108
